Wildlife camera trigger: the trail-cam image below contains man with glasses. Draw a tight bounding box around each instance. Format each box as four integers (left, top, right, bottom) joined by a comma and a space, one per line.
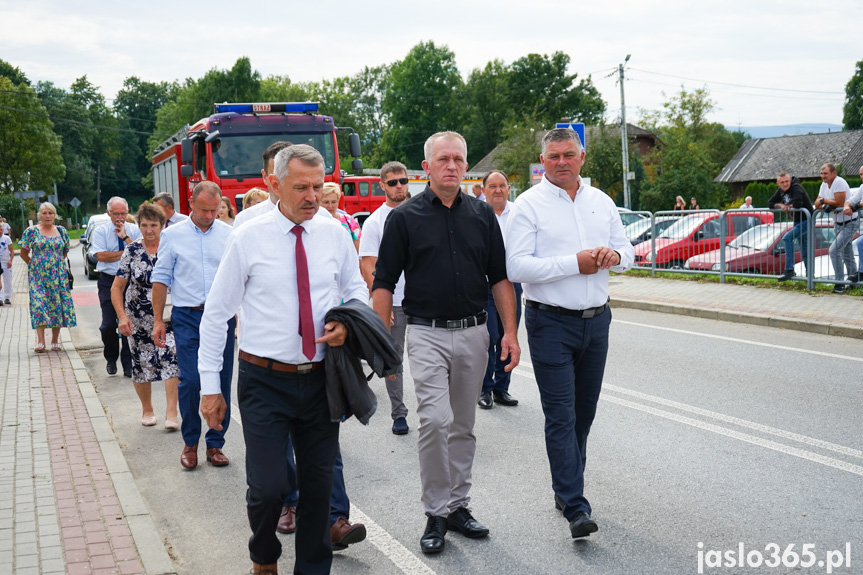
359, 162, 410, 435
90, 197, 141, 376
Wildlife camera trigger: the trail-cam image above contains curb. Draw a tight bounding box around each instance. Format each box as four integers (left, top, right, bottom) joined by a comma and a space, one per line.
60, 327, 178, 575
609, 298, 863, 340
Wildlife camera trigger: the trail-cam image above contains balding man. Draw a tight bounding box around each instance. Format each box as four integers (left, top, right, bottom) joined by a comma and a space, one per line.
373, 131, 519, 554
814, 163, 858, 293
90, 196, 142, 376
151, 182, 236, 469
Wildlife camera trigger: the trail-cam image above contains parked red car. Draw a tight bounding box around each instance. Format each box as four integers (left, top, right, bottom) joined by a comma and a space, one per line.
633, 211, 774, 269
683, 222, 840, 274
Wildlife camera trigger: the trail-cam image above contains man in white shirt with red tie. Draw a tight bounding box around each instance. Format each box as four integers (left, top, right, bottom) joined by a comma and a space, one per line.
197, 144, 368, 575
506, 128, 634, 540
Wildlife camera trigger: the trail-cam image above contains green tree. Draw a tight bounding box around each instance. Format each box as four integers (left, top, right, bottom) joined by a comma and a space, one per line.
493, 116, 544, 192
843, 60, 863, 130
0, 58, 30, 86
506, 52, 605, 128
639, 87, 739, 211
0, 77, 65, 194
114, 77, 171, 190
582, 123, 645, 208
381, 41, 464, 168
460, 60, 512, 163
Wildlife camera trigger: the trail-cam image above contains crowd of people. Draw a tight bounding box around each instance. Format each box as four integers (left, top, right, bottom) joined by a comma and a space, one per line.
8, 129, 860, 575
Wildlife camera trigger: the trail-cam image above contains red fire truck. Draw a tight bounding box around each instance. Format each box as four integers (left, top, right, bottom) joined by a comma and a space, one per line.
151, 102, 362, 214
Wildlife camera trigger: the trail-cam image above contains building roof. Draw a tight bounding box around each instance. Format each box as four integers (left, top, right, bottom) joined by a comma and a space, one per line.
470, 123, 656, 173
715, 130, 863, 183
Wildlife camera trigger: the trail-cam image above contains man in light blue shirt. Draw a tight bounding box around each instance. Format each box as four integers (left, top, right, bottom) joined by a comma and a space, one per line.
89, 197, 142, 376
151, 182, 235, 470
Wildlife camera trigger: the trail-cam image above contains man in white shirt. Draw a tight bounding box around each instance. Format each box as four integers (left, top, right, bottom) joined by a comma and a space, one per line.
506, 128, 634, 540
358, 161, 410, 435
90, 196, 142, 376
815, 162, 858, 293
478, 170, 522, 410
742, 196, 753, 208
843, 165, 863, 284
198, 145, 368, 575
152, 193, 189, 228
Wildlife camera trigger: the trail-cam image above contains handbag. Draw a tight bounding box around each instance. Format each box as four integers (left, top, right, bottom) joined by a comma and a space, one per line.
66, 257, 74, 290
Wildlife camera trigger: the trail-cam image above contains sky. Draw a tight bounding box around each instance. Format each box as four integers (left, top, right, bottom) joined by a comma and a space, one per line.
1, 0, 858, 132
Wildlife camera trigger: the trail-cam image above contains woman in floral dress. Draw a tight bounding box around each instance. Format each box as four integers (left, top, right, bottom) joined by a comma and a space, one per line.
19, 202, 77, 352
111, 203, 180, 429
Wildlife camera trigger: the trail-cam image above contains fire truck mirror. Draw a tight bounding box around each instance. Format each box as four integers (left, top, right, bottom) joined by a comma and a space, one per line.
180, 165, 194, 178
349, 133, 362, 158
181, 139, 194, 164
352, 158, 363, 175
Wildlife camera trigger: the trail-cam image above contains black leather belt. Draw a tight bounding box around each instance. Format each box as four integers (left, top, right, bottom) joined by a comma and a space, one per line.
239, 350, 323, 374
835, 219, 858, 226
525, 299, 609, 319
406, 310, 487, 330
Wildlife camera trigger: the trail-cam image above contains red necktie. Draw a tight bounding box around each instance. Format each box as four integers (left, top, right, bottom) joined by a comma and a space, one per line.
291, 226, 316, 361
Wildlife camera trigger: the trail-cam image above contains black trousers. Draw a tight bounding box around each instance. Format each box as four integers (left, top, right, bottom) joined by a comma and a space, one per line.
238, 359, 339, 574
96, 272, 131, 371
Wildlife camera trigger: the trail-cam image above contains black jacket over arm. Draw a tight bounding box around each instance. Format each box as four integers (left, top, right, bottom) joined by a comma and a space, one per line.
324, 299, 403, 425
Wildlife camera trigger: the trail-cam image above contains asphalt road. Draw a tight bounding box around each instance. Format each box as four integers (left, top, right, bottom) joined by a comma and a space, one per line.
66, 246, 863, 575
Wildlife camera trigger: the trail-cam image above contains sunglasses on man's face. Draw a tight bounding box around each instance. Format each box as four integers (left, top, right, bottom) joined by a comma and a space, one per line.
384, 177, 409, 187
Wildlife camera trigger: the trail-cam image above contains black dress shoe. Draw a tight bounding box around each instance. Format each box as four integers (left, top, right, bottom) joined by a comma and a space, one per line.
446, 507, 489, 539
493, 390, 518, 406
420, 514, 447, 554
123, 370, 132, 378
106, 361, 117, 375
477, 391, 493, 410
777, 269, 794, 282
569, 511, 599, 538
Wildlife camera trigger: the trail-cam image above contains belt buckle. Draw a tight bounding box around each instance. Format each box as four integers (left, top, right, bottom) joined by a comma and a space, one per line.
446, 319, 464, 330
582, 308, 596, 319
297, 363, 314, 374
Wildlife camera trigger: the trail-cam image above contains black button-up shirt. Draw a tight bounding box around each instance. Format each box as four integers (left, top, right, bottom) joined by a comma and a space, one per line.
372, 186, 508, 319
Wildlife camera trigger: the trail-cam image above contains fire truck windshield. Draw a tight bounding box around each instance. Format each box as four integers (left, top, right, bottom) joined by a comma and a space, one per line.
211, 133, 336, 177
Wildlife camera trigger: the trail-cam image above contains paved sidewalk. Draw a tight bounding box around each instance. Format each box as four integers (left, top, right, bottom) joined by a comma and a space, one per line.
0, 258, 174, 575
610, 273, 863, 339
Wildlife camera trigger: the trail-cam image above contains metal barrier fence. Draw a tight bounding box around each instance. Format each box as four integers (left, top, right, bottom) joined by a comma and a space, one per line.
626, 208, 862, 291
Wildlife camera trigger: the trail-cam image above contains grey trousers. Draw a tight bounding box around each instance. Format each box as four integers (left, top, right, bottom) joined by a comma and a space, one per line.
829, 220, 859, 282
406, 323, 489, 517
386, 306, 408, 420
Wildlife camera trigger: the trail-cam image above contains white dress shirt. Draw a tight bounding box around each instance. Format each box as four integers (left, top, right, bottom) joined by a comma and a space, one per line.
164, 212, 189, 228
358, 204, 405, 306
233, 195, 277, 229
198, 204, 369, 395
506, 175, 634, 310
90, 221, 142, 275
150, 216, 233, 307
490, 201, 514, 247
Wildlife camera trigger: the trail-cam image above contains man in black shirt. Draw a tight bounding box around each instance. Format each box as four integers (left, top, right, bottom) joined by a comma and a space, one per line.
372, 131, 520, 555
769, 172, 815, 281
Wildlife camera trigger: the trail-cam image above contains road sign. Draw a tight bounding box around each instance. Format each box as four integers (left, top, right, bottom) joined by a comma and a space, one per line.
530, 163, 545, 183
554, 123, 586, 150
70, 197, 82, 208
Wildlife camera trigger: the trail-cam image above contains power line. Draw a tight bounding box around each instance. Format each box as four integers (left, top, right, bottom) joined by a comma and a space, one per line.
626, 76, 843, 102
628, 68, 844, 95
0, 104, 170, 137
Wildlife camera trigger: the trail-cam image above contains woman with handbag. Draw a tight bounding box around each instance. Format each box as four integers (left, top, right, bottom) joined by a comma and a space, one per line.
111, 203, 180, 429
18, 202, 77, 352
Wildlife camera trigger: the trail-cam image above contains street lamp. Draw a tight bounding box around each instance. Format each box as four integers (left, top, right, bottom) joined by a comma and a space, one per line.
619, 54, 632, 209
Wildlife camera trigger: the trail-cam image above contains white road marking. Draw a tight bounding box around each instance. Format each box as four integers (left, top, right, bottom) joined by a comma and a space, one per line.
349, 505, 438, 575
612, 319, 863, 363
513, 366, 863, 477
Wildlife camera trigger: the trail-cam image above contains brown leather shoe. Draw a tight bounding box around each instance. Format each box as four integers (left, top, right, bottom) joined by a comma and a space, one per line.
276, 506, 296, 534
251, 562, 278, 574
180, 444, 198, 469
330, 516, 366, 550
206, 447, 230, 466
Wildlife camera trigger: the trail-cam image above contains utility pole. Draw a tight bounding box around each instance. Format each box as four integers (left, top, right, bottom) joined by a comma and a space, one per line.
619, 54, 632, 209
96, 165, 101, 209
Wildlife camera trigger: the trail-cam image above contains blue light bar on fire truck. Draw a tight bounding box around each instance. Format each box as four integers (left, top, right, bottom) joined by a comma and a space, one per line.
213, 102, 319, 114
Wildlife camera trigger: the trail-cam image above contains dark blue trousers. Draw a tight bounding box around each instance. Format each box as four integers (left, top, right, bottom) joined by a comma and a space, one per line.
282, 442, 350, 524
172, 306, 235, 449
239, 360, 339, 573
96, 272, 132, 372
482, 283, 523, 394
525, 305, 611, 520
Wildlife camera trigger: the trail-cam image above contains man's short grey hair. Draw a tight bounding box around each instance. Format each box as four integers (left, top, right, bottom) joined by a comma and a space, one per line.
273, 144, 324, 180
423, 131, 467, 162
106, 196, 128, 212
380, 161, 408, 182
541, 128, 584, 155
152, 193, 175, 208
